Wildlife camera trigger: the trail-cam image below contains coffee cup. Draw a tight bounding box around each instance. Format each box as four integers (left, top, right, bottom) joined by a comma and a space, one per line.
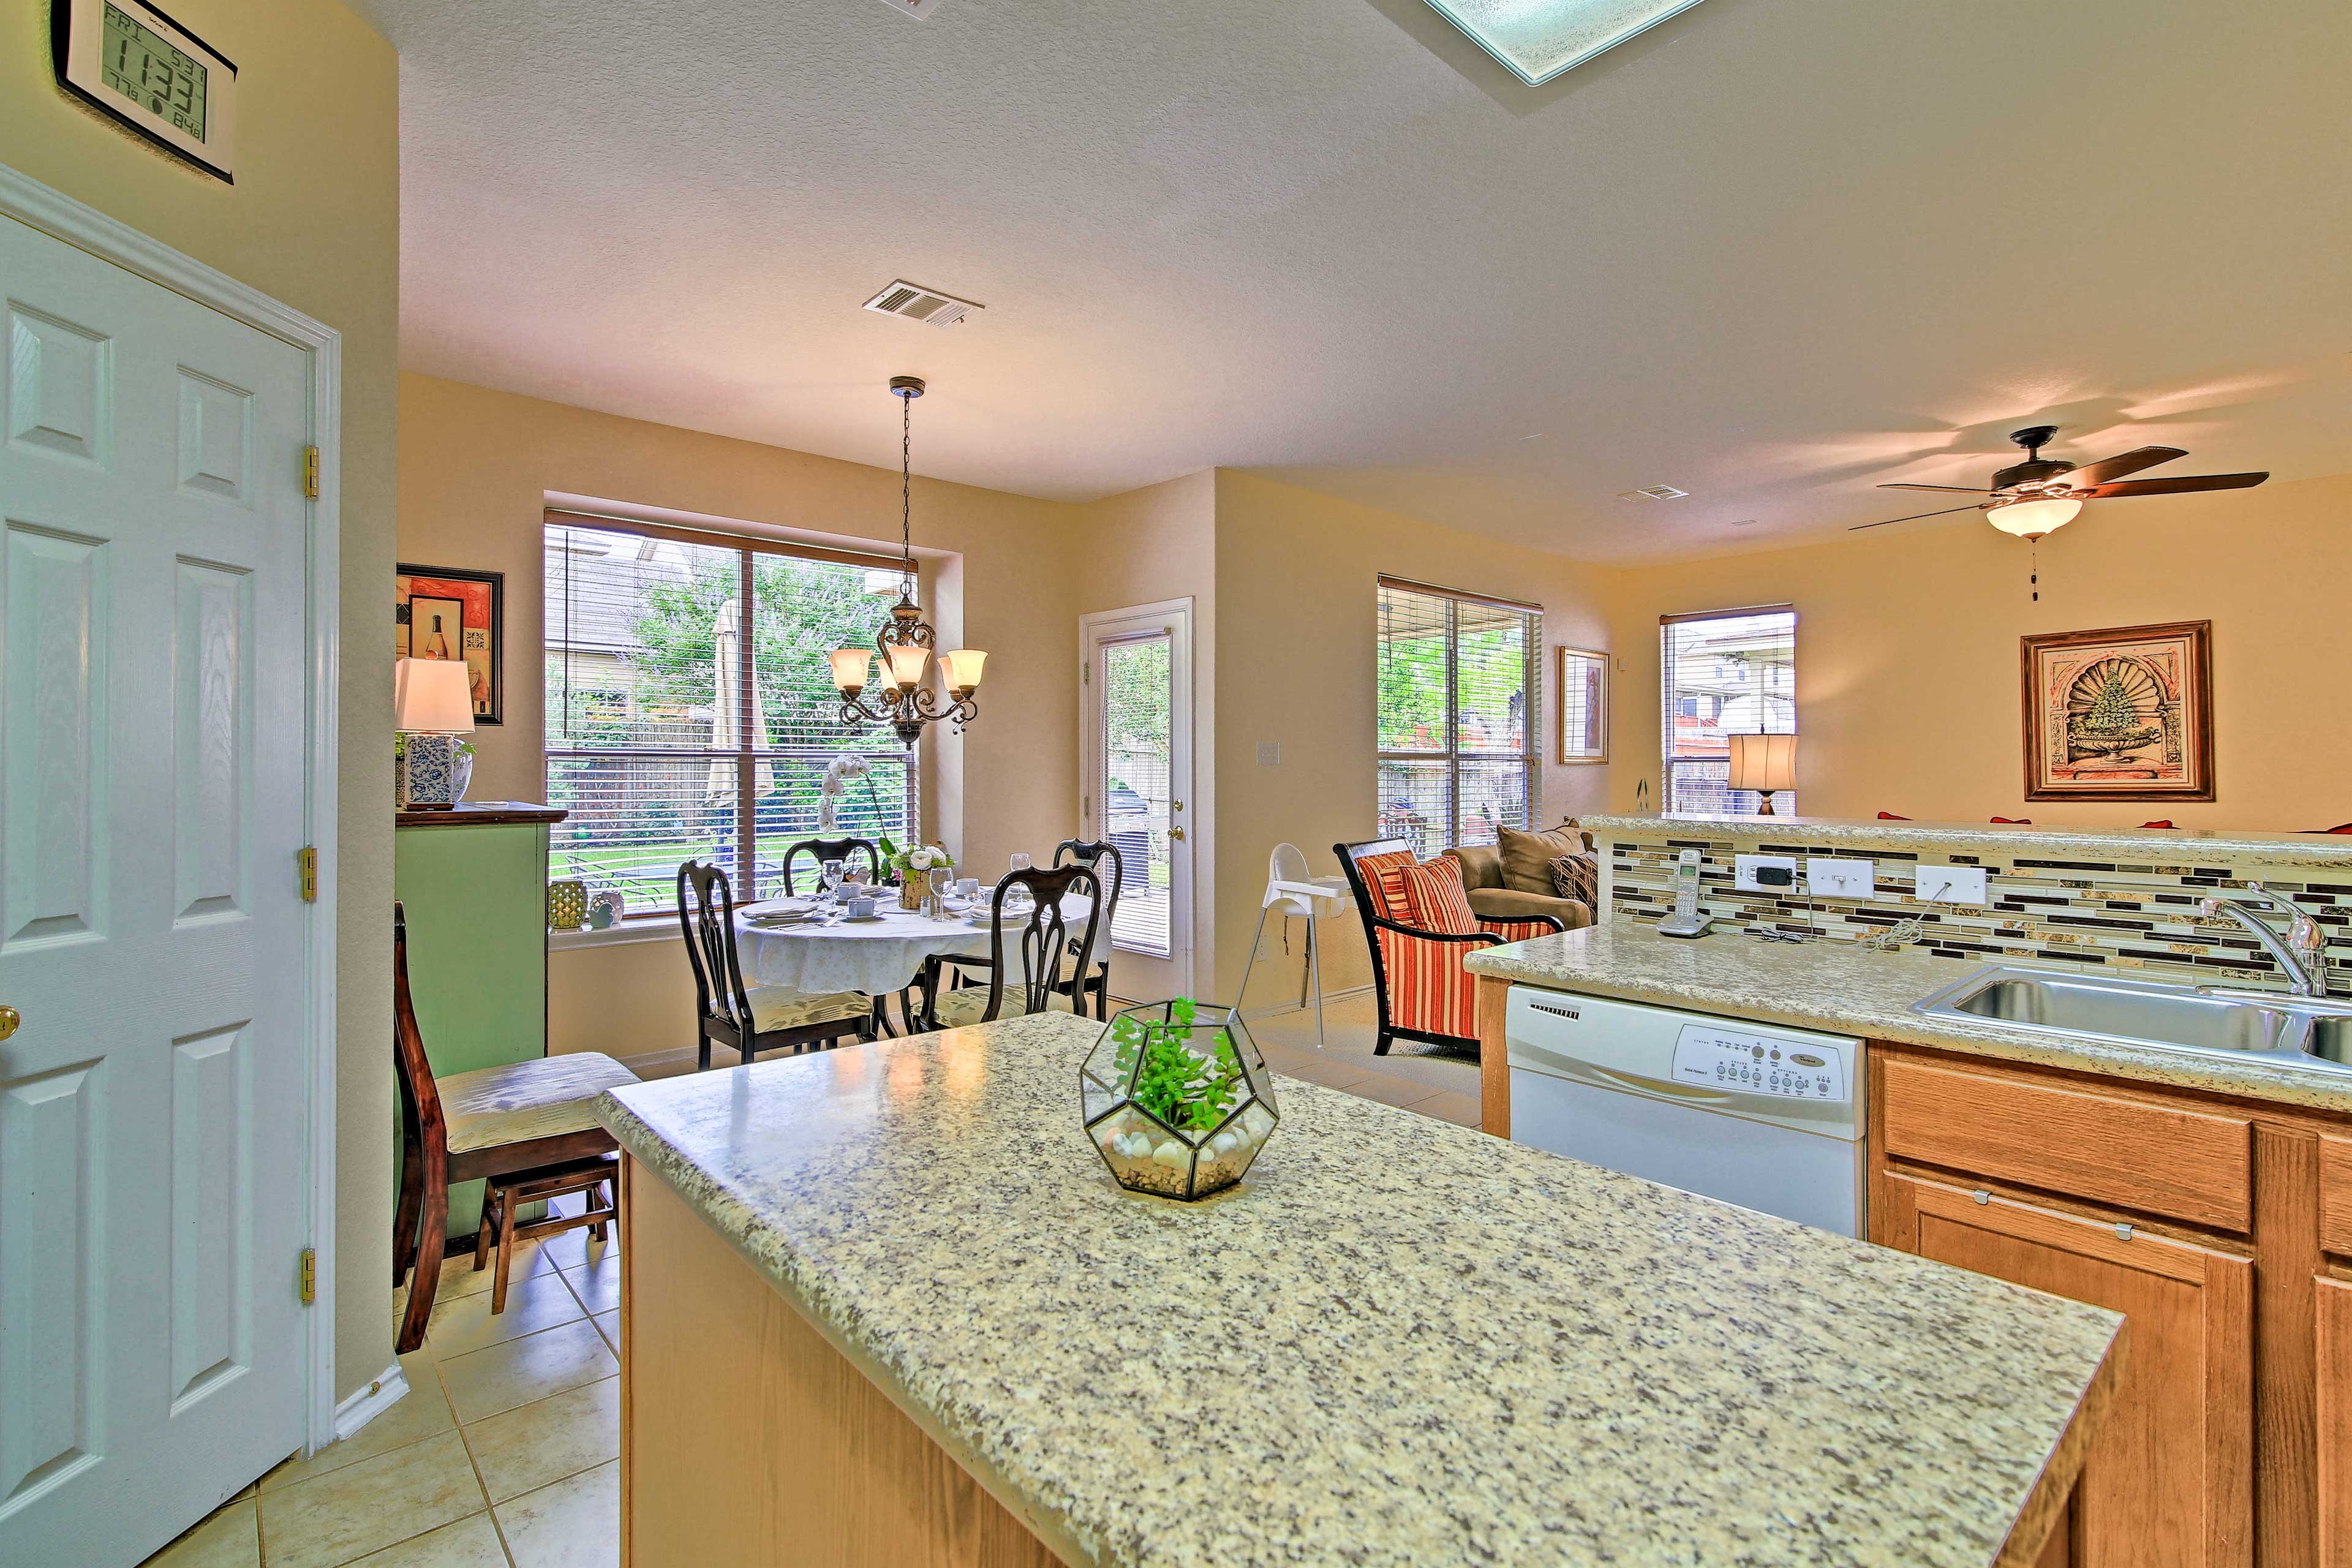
847, 895, 876, 918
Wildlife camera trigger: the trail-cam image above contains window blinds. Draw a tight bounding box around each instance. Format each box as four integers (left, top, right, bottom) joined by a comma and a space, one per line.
1374, 577, 1540, 854
1660, 606, 1796, 815
543, 519, 917, 911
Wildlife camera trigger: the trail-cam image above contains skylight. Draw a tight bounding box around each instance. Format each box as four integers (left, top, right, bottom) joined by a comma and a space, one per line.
1420, 0, 1706, 85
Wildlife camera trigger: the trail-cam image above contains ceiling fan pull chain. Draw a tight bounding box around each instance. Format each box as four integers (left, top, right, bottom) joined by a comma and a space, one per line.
2030, 539, 2040, 603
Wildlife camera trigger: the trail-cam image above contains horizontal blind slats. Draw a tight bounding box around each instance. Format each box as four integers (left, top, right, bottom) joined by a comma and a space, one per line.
1661, 608, 1796, 814
545, 521, 918, 910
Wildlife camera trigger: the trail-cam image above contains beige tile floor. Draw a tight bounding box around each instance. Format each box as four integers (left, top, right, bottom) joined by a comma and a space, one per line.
143, 992, 1469, 1567
142, 1214, 624, 1568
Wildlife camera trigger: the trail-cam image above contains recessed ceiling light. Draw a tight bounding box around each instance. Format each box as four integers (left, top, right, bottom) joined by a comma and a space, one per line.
869, 0, 948, 17
1616, 484, 1690, 502
1420, 0, 1707, 86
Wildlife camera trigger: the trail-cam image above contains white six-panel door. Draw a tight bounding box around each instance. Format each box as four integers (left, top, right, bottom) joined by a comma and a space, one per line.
0, 210, 312, 1567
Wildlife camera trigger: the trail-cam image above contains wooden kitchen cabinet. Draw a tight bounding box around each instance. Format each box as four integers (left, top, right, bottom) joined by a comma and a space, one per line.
1877, 1170, 2253, 1567
1860, 1044, 2352, 1567
2322, 1278, 2352, 1566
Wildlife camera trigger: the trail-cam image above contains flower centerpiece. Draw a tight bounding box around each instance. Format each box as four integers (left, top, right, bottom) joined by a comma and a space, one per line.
1079, 1000, 1279, 1201
889, 842, 954, 909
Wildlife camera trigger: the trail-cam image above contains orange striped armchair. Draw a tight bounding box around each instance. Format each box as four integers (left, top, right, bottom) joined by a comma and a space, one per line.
1336, 839, 1566, 1057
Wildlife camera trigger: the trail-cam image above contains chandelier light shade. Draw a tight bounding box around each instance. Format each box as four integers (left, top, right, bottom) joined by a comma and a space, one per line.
831, 375, 986, 745
1986, 497, 2082, 539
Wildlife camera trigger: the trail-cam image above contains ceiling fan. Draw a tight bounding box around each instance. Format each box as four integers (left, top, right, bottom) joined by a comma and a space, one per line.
1852, 425, 2269, 539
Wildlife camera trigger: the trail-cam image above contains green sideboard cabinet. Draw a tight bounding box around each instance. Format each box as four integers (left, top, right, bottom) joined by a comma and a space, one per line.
394, 801, 567, 1238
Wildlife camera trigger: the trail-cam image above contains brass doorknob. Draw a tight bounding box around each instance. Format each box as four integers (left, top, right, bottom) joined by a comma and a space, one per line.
0, 1006, 18, 1040
1169, 827, 1186, 842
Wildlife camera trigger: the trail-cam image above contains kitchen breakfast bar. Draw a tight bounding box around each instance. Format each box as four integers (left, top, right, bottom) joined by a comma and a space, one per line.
594, 1011, 2120, 1567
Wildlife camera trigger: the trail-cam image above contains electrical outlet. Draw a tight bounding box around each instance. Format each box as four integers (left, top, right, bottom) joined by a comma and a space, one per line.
1805, 857, 1875, 899
1735, 854, 1799, 892
1916, 864, 1989, 905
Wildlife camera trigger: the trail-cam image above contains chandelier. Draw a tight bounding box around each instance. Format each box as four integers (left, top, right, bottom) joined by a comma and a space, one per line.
828, 375, 986, 745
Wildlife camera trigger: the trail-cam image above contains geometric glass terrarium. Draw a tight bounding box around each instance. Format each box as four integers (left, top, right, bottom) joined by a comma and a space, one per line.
1079, 1000, 1280, 1201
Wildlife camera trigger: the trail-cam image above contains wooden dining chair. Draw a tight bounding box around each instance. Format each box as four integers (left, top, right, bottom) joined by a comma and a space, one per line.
778, 837, 883, 894
920, 863, 1106, 1028
1051, 837, 1125, 1016
677, 860, 876, 1069
393, 902, 639, 1354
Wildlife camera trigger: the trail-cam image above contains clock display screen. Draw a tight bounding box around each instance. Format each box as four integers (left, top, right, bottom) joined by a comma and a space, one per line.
101, 2, 207, 142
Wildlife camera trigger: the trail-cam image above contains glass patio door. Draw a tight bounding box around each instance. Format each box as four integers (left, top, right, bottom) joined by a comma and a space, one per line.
1080, 601, 1194, 1001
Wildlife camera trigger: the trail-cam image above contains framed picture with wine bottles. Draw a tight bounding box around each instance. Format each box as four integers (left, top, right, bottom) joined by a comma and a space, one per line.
396, 564, 505, 725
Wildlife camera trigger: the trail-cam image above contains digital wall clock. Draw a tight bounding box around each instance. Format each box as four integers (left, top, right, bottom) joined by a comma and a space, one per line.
53, 0, 238, 184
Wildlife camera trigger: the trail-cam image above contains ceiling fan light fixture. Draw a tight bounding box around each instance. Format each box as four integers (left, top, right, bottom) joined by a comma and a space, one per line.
1986, 497, 2082, 539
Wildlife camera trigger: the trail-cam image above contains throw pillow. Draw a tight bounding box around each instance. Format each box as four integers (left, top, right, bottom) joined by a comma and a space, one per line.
1548, 853, 1599, 908
1392, 856, 1479, 935
1498, 823, 1588, 895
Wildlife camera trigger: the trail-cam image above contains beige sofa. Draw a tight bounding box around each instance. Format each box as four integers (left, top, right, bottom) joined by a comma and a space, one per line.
1446, 824, 1596, 930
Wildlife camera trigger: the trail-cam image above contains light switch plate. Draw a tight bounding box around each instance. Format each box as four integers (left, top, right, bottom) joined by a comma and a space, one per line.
1735, 854, 1799, 892
1916, 864, 1989, 905
1256, 742, 1281, 767
1805, 857, 1875, 899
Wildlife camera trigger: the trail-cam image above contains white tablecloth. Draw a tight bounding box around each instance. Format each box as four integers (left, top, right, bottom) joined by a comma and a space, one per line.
734, 896, 1092, 998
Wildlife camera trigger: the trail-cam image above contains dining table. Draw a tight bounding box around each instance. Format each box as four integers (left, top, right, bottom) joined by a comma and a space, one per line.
733, 891, 1095, 1031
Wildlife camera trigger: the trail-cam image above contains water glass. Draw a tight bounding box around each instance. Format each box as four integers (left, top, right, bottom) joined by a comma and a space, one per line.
820, 858, 846, 901
1009, 853, 1031, 876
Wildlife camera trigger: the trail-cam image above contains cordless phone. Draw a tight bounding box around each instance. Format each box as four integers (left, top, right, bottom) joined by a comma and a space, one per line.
1656, 848, 1714, 938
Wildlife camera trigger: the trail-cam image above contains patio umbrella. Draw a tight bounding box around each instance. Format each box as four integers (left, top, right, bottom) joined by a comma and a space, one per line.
709, 597, 773, 800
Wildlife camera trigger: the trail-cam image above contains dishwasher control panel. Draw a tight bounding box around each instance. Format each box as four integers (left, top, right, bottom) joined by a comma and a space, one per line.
1671, 1023, 1849, 1103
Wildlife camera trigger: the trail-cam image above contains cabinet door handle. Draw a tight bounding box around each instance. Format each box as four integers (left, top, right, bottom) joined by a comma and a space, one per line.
1973, 1188, 1991, 1205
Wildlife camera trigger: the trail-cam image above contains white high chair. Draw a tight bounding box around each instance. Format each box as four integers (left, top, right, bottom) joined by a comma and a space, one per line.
1232, 843, 1354, 1043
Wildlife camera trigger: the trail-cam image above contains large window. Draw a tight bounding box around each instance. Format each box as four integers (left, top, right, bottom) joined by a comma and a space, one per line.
1661, 606, 1796, 814
1376, 576, 1540, 855
544, 516, 917, 912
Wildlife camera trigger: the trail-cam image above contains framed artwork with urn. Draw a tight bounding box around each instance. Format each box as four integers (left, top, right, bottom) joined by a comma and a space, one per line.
2021, 620, 2213, 802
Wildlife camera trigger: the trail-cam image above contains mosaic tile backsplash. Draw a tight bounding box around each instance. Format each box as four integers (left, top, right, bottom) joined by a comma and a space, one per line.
1604, 831, 2352, 997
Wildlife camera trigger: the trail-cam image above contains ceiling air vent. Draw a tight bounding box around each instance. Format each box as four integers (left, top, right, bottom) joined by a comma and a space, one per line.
862, 279, 982, 328
1616, 484, 1690, 502
869, 0, 949, 17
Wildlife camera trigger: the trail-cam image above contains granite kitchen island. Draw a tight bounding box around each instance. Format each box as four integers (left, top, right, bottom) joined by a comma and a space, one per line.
595, 1012, 2121, 1568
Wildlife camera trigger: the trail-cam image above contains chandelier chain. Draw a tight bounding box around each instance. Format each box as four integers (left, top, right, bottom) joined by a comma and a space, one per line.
900, 391, 914, 593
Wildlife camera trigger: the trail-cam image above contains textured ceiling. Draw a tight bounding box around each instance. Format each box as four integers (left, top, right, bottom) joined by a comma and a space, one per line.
353, 0, 2352, 565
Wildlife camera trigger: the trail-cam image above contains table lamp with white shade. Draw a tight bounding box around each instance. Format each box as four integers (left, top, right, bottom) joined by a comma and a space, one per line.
1726, 732, 1797, 816
396, 657, 475, 809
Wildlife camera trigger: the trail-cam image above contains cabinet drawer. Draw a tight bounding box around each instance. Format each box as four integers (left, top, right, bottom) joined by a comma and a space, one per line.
1878, 1054, 2253, 1231
2322, 1137, 2352, 1256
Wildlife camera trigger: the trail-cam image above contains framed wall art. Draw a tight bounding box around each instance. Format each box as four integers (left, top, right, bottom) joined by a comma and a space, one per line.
396, 564, 503, 725
1556, 647, 1608, 763
2021, 620, 2212, 802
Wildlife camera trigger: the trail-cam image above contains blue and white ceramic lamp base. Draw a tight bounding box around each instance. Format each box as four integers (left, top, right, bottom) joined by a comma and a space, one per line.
402, 731, 462, 809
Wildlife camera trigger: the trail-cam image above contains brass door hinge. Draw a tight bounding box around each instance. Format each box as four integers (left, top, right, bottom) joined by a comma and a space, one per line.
303, 446, 321, 500
299, 1247, 317, 1305
296, 846, 318, 902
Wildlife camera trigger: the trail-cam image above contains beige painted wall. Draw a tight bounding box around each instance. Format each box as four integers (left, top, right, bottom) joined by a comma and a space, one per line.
1605, 472, 2352, 831
1213, 472, 1621, 1008
2, 1, 400, 1399
398, 374, 1087, 1055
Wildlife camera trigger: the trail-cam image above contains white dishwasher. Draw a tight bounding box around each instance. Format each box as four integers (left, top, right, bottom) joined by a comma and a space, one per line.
1506, 986, 1866, 1236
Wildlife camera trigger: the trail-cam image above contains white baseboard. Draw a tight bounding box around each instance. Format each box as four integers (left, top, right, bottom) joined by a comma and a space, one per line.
332, 1362, 410, 1446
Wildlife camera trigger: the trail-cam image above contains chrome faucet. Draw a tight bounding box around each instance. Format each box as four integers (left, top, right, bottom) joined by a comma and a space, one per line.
2199, 884, 2331, 997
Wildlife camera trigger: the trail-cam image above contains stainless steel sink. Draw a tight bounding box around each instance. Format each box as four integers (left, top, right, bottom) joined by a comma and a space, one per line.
1913, 965, 2352, 1074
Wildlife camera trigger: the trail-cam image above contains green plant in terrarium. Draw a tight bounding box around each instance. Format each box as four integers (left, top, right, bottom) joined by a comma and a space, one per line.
1082, 1000, 1280, 1201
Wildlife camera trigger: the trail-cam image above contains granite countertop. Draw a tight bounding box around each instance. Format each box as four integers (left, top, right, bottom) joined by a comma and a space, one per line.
1578, 812, 2352, 870
1467, 922, 2352, 1111
597, 1013, 2119, 1568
